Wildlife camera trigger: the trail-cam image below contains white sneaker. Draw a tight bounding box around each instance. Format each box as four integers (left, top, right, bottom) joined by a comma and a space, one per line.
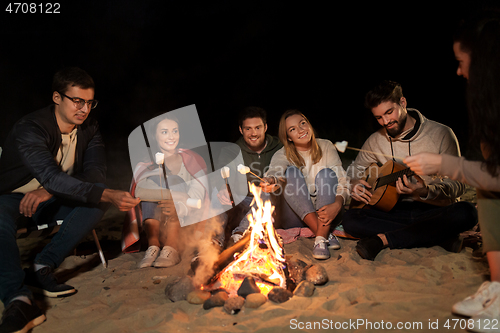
469, 295, 500, 333
138, 246, 160, 268
312, 239, 330, 260
231, 233, 243, 244
452, 281, 500, 317
154, 246, 181, 268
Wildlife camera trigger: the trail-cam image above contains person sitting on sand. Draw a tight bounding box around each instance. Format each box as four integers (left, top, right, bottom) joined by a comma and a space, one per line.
215, 106, 282, 246
404, 10, 500, 327
261, 109, 348, 260
122, 114, 215, 269
343, 80, 478, 261
0, 67, 140, 333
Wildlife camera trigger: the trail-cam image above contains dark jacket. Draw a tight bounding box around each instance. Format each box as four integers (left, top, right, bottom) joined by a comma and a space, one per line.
235, 134, 282, 183
215, 134, 282, 197
0, 105, 106, 204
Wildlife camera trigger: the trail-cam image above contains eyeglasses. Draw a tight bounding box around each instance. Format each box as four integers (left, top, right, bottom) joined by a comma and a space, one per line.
58, 92, 99, 110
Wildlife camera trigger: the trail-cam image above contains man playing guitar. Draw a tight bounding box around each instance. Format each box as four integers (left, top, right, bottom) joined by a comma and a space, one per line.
343, 80, 478, 260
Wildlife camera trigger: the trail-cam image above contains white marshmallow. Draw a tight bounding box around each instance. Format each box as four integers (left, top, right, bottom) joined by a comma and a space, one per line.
237, 164, 250, 174
221, 166, 230, 179
334, 141, 348, 153
155, 152, 165, 165
186, 198, 202, 209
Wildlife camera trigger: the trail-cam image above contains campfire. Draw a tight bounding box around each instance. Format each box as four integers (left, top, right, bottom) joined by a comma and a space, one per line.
206, 183, 287, 295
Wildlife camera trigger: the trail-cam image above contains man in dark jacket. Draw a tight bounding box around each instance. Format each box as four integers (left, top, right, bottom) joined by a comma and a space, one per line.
0, 67, 140, 333
216, 106, 282, 244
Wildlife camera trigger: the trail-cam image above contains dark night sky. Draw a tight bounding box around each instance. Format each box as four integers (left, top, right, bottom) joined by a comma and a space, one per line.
0, 1, 496, 181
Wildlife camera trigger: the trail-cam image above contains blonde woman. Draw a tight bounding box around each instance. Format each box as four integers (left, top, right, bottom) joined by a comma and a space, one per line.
262, 110, 348, 260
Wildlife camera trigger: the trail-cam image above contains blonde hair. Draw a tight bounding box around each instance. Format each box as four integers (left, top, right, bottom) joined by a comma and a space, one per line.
278, 109, 322, 168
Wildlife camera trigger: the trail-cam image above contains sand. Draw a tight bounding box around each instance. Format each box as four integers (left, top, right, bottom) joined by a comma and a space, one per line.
9, 206, 488, 333
5, 148, 488, 333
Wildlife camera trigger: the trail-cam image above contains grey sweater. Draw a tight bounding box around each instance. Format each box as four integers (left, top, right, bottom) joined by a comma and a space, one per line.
347, 109, 466, 204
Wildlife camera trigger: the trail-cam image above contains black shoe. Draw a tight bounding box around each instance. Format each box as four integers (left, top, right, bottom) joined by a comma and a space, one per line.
24, 267, 77, 298
356, 236, 385, 261
439, 236, 464, 253
0, 300, 46, 333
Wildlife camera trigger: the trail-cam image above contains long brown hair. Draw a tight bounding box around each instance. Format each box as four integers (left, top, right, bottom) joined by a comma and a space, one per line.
278, 109, 322, 168
454, 10, 500, 176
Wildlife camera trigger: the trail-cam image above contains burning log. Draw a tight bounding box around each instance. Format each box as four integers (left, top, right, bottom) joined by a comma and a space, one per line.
203, 183, 288, 296
206, 231, 252, 286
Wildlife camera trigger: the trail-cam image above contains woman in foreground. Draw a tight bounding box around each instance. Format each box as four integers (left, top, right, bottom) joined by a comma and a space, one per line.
405, 11, 500, 330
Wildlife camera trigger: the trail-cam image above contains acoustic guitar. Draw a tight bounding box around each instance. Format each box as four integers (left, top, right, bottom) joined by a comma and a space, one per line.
349, 160, 427, 212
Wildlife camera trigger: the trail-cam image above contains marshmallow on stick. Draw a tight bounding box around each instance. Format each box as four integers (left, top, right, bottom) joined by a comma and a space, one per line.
221, 166, 230, 179
154, 152, 167, 200
155, 152, 165, 165
334, 141, 348, 153
221, 166, 235, 207
186, 198, 201, 209
237, 164, 268, 183
334, 141, 405, 160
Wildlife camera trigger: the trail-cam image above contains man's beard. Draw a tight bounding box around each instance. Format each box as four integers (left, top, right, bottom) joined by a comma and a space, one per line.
385, 112, 408, 137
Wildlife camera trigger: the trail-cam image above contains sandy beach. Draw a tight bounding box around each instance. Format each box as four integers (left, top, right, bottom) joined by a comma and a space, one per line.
12, 205, 488, 332
7, 149, 488, 333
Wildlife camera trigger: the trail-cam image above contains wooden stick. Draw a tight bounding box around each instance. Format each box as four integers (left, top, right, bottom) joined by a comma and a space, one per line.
346, 146, 405, 161
248, 170, 267, 183
158, 166, 164, 201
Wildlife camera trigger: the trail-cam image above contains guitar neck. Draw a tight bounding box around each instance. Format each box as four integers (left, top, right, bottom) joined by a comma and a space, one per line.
375, 168, 415, 189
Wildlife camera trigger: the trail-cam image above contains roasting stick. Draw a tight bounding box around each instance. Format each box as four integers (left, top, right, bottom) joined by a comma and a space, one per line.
92, 229, 107, 268
221, 167, 236, 208
155, 152, 166, 200
334, 141, 405, 161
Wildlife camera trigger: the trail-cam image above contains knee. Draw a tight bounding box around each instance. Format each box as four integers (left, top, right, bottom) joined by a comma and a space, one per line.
341, 209, 364, 233
315, 168, 339, 195
315, 168, 337, 181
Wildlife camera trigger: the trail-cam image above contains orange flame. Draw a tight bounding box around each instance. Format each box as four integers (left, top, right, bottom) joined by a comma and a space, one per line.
216, 183, 286, 295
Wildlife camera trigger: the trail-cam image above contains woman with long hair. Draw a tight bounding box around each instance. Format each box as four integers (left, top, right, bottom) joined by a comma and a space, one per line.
122, 113, 211, 268
262, 109, 348, 260
405, 10, 500, 325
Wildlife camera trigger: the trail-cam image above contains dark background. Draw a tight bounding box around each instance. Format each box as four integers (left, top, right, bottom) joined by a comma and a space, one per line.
1, 1, 497, 185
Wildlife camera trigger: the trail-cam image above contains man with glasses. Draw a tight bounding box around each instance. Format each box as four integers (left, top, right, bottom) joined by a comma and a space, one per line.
0, 67, 140, 333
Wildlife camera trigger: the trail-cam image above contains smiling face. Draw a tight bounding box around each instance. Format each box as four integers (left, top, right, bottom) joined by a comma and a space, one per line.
371, 98, 409, 137
285, 114, 312, 151
453, 41, 471, 80
239, 117, 267, 152
156, 118, 180, 155
53, 85, 94, 133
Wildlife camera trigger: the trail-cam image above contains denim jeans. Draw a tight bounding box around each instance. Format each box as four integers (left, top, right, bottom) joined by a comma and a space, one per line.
276, 166, 343, 230
0, 187, 108, 304
343, 201, 478, 249
229, 196, 254, 235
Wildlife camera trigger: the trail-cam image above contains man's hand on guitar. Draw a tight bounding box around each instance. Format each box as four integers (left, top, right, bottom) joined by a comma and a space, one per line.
350, 179, 372, 204
395, 174, 429, 198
